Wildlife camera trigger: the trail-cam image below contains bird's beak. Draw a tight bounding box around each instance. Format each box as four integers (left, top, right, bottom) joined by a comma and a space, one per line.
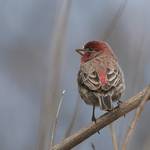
75, 49, 87, 56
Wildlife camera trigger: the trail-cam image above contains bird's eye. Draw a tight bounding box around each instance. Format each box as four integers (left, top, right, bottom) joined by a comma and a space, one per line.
86, 48, 93, 51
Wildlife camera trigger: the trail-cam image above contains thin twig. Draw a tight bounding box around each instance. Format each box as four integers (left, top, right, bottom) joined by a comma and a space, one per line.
109, 123, 118, 150
52, 85, 150, 150
50, 90, 66, 149
122, 87, 150, 150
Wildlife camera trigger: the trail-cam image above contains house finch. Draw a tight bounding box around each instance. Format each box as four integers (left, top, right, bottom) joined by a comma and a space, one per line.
76, 41, 125, 122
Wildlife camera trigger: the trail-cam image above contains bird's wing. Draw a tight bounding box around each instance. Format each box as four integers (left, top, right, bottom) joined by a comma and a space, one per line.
106, 66, 119, 87
78, 57, 122, 91
78, 62, 101, 91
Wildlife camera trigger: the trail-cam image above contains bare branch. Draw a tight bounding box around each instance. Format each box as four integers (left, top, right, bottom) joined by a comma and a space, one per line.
122, 87, 150, 150
52, 85, 150, 150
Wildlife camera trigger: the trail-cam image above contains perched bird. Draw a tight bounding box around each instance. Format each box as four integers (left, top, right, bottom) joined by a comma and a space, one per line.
76, 41, 125, 122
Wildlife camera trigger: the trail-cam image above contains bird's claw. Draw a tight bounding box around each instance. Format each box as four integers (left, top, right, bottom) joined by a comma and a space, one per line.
92, 116, 96, 123
117, 100, 125, 117
91, 116, 100, 134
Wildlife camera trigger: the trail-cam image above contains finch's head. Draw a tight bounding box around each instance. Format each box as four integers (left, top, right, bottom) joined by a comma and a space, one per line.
76, 41, 107, 63
84, 41, 106, 51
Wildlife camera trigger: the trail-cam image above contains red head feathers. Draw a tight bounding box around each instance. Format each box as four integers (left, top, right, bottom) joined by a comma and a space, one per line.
76, 41, 117, 63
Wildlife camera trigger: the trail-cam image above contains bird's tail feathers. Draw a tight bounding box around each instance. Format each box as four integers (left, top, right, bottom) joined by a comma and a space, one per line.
98, 95, 113, 111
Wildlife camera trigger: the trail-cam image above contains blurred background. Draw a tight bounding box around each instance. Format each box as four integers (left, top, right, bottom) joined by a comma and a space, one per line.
0, 0, 150, 150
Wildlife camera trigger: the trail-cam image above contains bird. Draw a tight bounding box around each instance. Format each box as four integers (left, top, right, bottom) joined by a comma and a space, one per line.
76, 41, 125, 122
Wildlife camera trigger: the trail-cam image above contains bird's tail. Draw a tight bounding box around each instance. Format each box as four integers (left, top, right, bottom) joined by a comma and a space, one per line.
98, 95, 113, 111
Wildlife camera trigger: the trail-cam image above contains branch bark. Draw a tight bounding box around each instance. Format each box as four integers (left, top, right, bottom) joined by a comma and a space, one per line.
52, 85, 150, 150
122, 86, 150, 150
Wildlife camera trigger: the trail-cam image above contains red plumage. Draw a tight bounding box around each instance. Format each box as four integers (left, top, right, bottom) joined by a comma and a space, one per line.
76, 41, 125, 121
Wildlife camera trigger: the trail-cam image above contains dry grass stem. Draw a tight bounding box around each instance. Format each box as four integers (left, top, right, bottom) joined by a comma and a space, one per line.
38, 0, 71, 150
103, 0, 128, 40
50, 90, 66, 149
109, 123, 118, 150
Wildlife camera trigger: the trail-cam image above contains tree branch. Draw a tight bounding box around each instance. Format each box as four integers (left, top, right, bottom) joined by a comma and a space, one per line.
122, 86, 150, 150
52, 85, 150, 150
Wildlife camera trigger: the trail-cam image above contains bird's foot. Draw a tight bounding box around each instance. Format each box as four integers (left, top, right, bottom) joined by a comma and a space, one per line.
117, 100, 125, 117
92, 115, 96, 123
117, 100, 123, 106
91, 115, 100, 134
